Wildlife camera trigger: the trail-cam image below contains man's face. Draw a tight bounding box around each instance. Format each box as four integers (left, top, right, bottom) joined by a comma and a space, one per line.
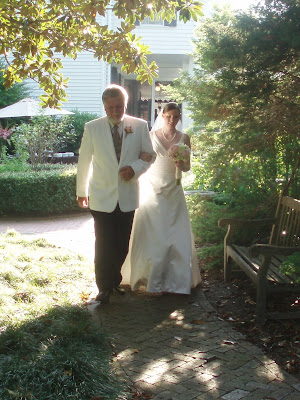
104, 96, 126, 124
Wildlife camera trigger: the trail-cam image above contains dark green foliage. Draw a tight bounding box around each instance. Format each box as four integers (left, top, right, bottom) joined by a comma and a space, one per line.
10, 116, 75, 168
0, 164, 81, 216
166, 0, 300, 201
187, 193, 276, 269
165, 0, 300, 270
60, 110, 99, 154
280, 253, 300, 283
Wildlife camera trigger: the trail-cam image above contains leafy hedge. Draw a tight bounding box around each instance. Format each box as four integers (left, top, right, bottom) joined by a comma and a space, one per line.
187, 193, 276, 269
0, 164, 82, 216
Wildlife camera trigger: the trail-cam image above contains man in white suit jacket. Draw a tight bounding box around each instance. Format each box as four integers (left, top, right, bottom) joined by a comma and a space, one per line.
76, 84, 156, 304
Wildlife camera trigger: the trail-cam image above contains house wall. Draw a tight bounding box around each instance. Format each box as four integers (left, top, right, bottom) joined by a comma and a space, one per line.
133, 19, 197, 55
25, 14, 111, 116
26, 53, 109, 116
24, 8, 201, 124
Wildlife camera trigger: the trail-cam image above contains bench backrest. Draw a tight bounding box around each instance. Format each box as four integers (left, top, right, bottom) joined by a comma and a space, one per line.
270, 196, 300, 247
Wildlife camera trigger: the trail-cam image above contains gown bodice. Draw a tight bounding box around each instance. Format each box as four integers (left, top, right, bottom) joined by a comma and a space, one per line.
146, 132, 184, 192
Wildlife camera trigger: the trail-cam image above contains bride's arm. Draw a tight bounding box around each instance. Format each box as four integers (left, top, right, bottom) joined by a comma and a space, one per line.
139, 152, 153, 162
139, 131, 154, 162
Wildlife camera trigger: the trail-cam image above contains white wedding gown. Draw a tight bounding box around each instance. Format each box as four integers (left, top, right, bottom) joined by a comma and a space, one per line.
121, 132, 201, 294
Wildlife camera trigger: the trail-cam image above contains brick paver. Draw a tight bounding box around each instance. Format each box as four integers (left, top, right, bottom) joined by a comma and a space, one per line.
90, 289, 300, 399
1, 214, 299, 400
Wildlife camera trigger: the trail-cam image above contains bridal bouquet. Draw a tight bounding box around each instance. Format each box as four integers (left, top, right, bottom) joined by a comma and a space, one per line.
168, 144, 191, 185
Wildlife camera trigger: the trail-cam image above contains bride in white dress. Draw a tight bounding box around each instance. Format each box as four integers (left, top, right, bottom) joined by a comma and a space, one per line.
121, 102, 201, 294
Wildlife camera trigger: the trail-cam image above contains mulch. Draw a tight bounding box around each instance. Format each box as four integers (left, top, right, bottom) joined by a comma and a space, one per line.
202, 268, 300, 380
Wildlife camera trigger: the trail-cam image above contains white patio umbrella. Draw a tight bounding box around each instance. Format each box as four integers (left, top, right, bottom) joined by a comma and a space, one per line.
0, 97, 74, 118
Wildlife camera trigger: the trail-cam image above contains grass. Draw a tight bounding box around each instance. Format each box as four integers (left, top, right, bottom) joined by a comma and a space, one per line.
0, 230, 131, 400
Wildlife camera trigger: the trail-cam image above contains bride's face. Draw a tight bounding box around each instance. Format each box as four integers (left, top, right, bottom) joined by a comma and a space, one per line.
162, 109, 181, 130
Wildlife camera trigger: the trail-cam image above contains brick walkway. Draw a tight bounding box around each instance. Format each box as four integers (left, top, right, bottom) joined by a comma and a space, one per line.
1, 214, 300, 399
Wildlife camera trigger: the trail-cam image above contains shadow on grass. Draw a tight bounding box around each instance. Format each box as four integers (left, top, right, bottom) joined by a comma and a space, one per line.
0, 304, 132, 400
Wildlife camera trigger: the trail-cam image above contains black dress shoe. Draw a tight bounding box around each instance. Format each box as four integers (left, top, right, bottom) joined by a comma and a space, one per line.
95, 290, 111, 304
113, 286, 125, 295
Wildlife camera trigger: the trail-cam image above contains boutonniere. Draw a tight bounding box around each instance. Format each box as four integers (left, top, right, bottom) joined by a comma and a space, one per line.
124, 126, 133, 137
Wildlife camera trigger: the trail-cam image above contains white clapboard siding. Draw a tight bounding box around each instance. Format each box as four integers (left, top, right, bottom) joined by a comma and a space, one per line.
134, 22, 197, 54
14, 8, 200, 115
110, 12, 198, 55
25, 52, 109, 116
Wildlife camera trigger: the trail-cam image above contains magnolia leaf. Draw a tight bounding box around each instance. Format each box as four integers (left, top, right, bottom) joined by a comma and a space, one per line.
0, 0, 203, 106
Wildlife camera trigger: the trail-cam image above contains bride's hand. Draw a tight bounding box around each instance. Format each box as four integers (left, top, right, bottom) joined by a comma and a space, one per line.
139, 152, 153, 162
175, 160, 190, 172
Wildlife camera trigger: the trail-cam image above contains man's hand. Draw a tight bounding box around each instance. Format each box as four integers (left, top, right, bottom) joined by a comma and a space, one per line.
77, 196, 89, 208
139, 152, 153, 162
119, 166, 135, 181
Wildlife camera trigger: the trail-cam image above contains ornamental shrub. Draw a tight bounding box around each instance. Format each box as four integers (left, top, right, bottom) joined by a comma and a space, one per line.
10, 116, 75, 169
187, 193, 275, 269
280, 253, 300, 283
59, 110, 99, 154
0, 164, 82, 216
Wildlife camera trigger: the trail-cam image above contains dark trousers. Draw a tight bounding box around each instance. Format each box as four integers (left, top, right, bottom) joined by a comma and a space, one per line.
91, 205, 134, 292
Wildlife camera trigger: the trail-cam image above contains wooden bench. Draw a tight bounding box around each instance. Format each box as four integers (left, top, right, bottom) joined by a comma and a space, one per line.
218, 195, 300, 324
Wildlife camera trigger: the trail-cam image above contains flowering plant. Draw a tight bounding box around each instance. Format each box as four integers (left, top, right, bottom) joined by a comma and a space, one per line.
124, 126, 133, 137
168, 143, 191, 185
0, 127, 13, 141
0, 127, 13, 156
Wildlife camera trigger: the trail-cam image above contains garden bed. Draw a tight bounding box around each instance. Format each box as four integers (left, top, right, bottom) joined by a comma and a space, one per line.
202, 268, 300, 380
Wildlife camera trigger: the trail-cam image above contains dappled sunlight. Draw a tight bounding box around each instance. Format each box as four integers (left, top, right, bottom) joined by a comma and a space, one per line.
108, 300, 225, 393
96, 290, 300, 398
256, 362, 285, 381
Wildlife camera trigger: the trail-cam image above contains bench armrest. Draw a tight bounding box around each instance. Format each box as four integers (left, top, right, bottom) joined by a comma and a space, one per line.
249, 244, 300, 257
218, 218, 276, 246
218, 218, 275, 229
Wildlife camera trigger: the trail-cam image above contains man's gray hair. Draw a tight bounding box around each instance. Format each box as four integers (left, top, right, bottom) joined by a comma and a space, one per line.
102, 84, 129, 107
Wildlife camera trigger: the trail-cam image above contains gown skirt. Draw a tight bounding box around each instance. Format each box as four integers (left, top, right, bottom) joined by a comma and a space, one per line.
121, 133, 201, 294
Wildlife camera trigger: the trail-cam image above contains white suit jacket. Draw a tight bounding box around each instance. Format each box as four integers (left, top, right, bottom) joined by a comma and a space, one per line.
76, 114, 156, 212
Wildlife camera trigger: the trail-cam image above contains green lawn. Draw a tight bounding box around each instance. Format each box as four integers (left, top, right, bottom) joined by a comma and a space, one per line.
0, 230, 131, 400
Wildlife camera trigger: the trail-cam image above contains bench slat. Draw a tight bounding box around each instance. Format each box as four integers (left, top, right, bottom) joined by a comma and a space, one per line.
221, 195, 300, 323
227, 246, 258, 284
268, 255, 294, 283
267, 254, 300, 283
271, 197, 300, 247
231, 245, 293, 284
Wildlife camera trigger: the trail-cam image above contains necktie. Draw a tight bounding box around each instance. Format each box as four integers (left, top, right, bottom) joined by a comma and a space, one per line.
112, 124, 122, 162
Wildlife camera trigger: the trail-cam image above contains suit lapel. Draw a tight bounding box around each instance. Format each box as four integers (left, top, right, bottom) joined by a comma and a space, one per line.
120, 116, 129, 162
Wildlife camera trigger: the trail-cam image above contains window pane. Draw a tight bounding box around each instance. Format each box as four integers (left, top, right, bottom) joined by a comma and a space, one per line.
141, 16, 164, 25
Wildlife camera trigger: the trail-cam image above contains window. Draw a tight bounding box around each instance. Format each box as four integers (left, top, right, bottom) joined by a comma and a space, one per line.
141, 16, 164, 25
135, 15, 177, 27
